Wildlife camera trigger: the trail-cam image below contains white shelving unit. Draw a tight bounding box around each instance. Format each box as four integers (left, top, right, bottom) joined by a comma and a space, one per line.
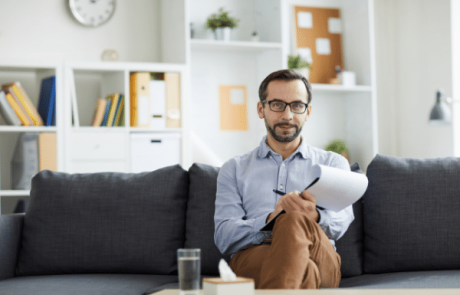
64, 61, 190, 174
0, 60, 63, 212
187, 0, 378, 167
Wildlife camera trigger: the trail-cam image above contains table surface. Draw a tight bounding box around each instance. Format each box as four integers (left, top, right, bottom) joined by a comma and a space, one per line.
153, 289, 460, 295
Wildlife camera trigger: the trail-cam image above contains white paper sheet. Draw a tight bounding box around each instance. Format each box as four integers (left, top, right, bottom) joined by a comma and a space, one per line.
306, 165, 368, 212
328, 17, 342, 33
297, 11, 313, 28
230, 88, 245, 105
316, 38, 331, 55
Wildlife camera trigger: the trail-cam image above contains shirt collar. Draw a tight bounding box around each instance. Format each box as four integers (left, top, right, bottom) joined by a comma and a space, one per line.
258, 135, 309, 159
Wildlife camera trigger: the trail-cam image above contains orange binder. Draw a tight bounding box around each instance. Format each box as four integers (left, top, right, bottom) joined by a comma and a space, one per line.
130, 72, 150, 127
165, 73, 181, 128
4, 92, 31, 126
38, 132, 57, 171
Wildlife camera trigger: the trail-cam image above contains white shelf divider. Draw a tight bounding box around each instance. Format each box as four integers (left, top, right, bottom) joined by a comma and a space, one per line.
0, 190, 30, 197
191, 39, 283, 52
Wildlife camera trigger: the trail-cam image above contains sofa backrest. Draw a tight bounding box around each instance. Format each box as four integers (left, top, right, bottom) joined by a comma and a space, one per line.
363, 154, 460, 273
15, 165, 189, 276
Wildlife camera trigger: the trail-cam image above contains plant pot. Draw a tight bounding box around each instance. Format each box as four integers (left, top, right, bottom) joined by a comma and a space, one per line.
293, 67, 310, 79
214, 27, 232, 41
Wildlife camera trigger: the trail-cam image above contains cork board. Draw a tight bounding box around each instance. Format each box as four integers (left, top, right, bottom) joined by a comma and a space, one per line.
294, 6, 343, 83
219, 85, 248, 131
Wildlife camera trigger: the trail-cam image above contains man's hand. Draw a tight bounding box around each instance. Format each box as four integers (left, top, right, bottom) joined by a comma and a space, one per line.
267, 190, 319, 222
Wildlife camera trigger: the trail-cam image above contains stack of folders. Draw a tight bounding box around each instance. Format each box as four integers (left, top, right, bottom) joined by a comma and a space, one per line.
0, 77, 56, 127
91, 93, 125, 127
130, 72, 181, 129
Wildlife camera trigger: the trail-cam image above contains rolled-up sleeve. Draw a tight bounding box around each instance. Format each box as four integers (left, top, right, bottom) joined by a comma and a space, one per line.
316, 155, 355, 241
214, 159, 271, 256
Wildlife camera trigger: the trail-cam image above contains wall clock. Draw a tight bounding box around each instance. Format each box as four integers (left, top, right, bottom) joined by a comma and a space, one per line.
69, 0, 116, 27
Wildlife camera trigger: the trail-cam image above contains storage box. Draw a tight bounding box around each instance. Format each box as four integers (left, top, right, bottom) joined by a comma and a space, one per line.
203, 277, 254, 295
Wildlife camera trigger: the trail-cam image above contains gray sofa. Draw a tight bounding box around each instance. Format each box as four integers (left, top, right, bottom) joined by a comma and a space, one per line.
1, 154, 460, 294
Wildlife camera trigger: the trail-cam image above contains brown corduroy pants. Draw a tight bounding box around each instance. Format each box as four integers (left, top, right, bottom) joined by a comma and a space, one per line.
229, 211, 341, 289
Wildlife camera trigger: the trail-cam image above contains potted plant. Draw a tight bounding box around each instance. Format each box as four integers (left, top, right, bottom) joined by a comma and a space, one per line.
288, 55, 311, 79
325, 139, 350, 162
206, 8, 239, 41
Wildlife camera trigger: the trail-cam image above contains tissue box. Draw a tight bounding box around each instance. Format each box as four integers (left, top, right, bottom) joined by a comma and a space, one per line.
203, 277, 254, 295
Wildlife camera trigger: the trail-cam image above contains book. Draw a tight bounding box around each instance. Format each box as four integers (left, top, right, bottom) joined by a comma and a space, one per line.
91, 98, 107, 127
38, 132, 57, 171
101, 98, 112, 126
260, 164, 368, 231
2, 84, 33, 126
4, 82, 44, 126
0, 90, 21, 126
106, 93, 120, 127
165, 73, 181, 128
114, 94, 124, 126
130, 72, 150, 127
150, 80, 166, 129
37, 76, 56, 126
4, 92, 31, 126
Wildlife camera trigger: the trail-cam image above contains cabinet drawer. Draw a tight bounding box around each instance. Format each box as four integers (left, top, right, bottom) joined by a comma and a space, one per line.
70, 132, 126, 160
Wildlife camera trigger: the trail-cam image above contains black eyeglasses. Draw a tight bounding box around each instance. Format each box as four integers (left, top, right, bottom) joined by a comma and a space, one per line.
262, 100, 309, 114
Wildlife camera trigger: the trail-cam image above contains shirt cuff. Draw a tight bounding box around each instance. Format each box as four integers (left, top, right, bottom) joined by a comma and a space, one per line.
253, 210, 273, 232
317, 207, 325, 225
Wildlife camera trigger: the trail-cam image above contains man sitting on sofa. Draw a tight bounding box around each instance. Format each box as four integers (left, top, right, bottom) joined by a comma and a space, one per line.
214, 69, 354, 289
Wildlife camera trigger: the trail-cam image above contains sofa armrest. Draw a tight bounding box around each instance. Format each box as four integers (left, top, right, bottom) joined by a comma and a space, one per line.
0, 213, 24, 280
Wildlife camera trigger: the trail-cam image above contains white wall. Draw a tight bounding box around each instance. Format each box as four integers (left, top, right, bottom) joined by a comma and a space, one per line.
375, 0, 454, 158
0, 0, 161, 62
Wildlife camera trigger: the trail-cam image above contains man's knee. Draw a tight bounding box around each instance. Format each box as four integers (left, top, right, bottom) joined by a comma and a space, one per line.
275, 211, 317, 229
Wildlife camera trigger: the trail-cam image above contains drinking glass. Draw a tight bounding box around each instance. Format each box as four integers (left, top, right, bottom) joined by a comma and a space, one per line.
177, 248, 201, 295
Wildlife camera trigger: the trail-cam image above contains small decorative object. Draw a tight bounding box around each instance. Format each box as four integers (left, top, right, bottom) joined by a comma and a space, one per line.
325, 139, 349, 162
340, 71, 356, 87
101, 49, 119, 61
68, 0, 116, 27
329, 65, 341, 84
251, 31, 259, 42
287, 55, 311, 79
206, 7, 239, 41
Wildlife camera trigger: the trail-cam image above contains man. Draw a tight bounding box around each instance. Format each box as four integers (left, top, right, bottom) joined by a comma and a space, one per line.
214, 69, 354, 289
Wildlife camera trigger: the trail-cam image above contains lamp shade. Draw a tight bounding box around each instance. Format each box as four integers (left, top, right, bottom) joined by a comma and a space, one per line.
429, 90, 452, 124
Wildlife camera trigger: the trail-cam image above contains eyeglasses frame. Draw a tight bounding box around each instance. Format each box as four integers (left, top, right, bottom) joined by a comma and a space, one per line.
261, 100, 309, 114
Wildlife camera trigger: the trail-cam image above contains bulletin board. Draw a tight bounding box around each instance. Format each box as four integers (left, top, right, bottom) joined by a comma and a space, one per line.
294, 6, 343, 84
219, 85, 248, 131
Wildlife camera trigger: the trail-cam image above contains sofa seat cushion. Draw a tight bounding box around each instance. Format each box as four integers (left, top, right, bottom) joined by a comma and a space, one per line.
0, 274, 178, 295
16, 166, 189, 276
363, 155, 460, 273
340, 270, 460, 288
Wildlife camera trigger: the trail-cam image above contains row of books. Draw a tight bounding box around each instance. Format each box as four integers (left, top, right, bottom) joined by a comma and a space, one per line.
91, 93, 125, 127
0, 77, 56, 126
130, 72, 181, 129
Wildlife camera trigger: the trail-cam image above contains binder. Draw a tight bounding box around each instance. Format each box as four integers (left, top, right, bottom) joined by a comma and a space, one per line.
11, 133, 39, 190
38, 76, 56, 126
4, 82, 44, 126
2, 84, 33, 126
0, 90, 21, 126
4, 92, 31, 126
130, 72, 150, 127
38, 132, 57, 171
149, 80, 166, 129
91, 98, 107, 127
165, 73, 181, 128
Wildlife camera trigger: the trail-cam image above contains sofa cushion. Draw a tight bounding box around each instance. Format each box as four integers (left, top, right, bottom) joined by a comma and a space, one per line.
185, 163, 230, 275
363, 154, 460, 273
16, 166, 189, 276
335, 162, 364, 278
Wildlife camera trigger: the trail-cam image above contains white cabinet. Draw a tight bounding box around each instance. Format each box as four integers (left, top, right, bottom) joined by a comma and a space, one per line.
130, 133, 181, 173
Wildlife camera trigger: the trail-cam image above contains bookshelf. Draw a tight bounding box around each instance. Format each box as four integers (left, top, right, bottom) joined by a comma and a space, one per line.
0, 61, 63, 213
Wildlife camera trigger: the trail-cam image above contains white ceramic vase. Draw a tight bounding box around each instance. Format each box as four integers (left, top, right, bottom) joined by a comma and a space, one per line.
214, 27, 232, 41
293, 68, 310, 79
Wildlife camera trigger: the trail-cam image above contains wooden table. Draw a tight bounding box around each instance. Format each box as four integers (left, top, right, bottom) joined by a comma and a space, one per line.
153, 289, 460, 295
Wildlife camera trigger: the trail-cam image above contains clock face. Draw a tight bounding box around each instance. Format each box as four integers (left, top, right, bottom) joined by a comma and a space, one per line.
69, 0, 116, 27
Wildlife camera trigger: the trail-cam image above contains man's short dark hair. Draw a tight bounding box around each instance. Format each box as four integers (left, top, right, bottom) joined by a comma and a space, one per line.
258, 69, 312, 104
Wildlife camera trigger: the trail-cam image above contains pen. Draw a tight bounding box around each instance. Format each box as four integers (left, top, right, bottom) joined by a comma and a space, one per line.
272, 189, 325, 210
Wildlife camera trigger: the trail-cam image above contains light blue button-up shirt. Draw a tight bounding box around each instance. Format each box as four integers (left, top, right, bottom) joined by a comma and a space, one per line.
214, 136, 354, 256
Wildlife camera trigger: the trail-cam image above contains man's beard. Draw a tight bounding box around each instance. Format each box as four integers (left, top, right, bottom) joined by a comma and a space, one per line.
265, 119, 303, 143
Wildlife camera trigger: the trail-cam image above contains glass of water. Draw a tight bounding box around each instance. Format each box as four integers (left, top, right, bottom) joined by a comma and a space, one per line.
178, 248, 201, 295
